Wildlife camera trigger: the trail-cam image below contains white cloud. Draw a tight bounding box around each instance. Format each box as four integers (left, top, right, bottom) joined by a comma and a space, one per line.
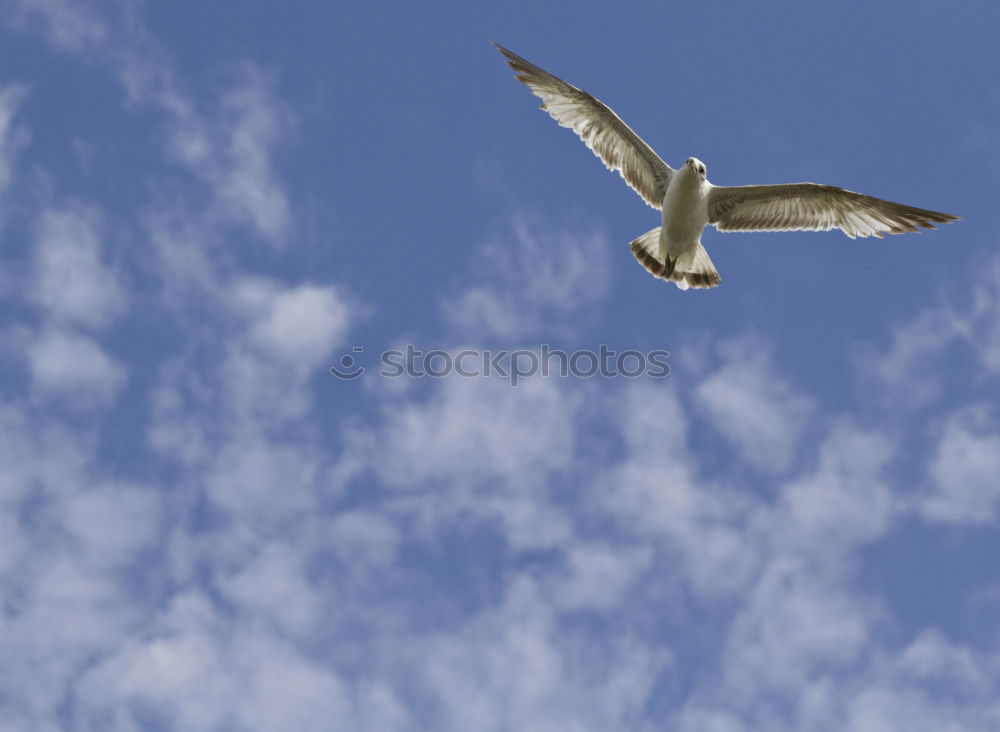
975, 260, 1000, 375
210, 73, 292, 241
2, 0, 107, 52
695, 336, 814, 473
0, 404, 162, 726
8, 1, 293, 244
846, 689, 981, 732
443, 215, 609, 340
218, 283, 352, 428
0, 506, 25, 578
0, 83, 29, 203
230, 277, 353, 369
125, 58, 292, 242
667, 409, 995, 730
54, 482, 160, 570
353, 373, 581, 553
223, 345, 320, 424
676, 709, 749, 732
0, 405, 92, 506
923, 405, 1000, 523
771, 420, 894, 557
0, 544, 146, 722
326, 510, 401, 571
858, 301, 970, 408
893, 629, 991, 692
71, 592, 407, 732
374, 375, 579, 490
31, 203, 126, 329
843, 630, 1000, 732
600, 382, 759, 597
205, 438, 320, 528
721, 559, 871, 701
27, 327, 126, 409
148, 273, 355, 468
678, 625, 1000, 731
216, 542, 323, 638
665, 418, 897, 727
858, 257, 1000, 408
550, 541, 652, 612
139, 208, 221, 314
413, 576, 668, 731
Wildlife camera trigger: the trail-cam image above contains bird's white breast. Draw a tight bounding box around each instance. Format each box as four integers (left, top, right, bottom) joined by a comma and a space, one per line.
660, 171, 710, 258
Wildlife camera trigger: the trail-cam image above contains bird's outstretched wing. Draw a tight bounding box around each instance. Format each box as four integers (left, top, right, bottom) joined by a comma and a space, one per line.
707, 183, 959, 239
494, 42, 673, 210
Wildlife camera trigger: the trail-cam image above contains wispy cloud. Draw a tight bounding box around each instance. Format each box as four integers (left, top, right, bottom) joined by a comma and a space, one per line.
443, 215, 610, 340
0, 404, 159, 728
0, 83, 28, 205
138, 66, 293, 243
858, 257, 1000, 409
230, 277, 352, 370
695, 336, 814, 473
72, 592, 358, 731
30, 203, 126, 329
25, 326, 126, 409
118, 50, 293, 243
408, 576, 667, 731
6, 0, 293, 245
2, 0, 107, 52
923, 404, 1000, 523
598, 382, 759, 597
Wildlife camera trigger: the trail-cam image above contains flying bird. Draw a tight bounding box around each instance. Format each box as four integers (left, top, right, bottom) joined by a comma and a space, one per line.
494, 42, 959, 290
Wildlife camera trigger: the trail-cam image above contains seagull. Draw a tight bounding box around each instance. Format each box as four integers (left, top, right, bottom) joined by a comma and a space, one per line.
494, 43, 959, 290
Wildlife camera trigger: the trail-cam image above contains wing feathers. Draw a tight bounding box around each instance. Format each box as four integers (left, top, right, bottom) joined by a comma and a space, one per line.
494, 42, 673, 209
707, 183, 958, 239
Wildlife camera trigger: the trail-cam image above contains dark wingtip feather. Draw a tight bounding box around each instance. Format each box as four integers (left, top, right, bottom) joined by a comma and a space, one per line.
629, 241, 673, 278
630, 240, 720, 289
684, 271, 722, 289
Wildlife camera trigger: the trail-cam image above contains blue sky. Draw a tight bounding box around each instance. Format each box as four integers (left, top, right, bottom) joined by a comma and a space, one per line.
1, 1, 999, 729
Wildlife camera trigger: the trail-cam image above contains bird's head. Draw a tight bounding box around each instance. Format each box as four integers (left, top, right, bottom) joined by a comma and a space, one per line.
684, 157, 707, 179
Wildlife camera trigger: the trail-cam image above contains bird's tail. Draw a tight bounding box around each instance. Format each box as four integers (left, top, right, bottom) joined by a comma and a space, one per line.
629, 227, 720, 290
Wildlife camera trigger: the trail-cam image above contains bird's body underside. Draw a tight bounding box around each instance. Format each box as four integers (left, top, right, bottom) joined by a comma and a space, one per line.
493, 42, 959, 291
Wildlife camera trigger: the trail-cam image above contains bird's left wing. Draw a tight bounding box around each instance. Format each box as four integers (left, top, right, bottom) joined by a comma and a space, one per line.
494, 42, 673, 209
706, 182, 959, 239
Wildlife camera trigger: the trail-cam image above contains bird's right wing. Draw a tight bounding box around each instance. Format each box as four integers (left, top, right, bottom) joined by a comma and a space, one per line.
706, 182, 959, 239
494, 42, 673, 210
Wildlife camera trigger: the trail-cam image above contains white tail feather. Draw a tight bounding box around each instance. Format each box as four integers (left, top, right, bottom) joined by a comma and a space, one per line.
628, 227, 720, 289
